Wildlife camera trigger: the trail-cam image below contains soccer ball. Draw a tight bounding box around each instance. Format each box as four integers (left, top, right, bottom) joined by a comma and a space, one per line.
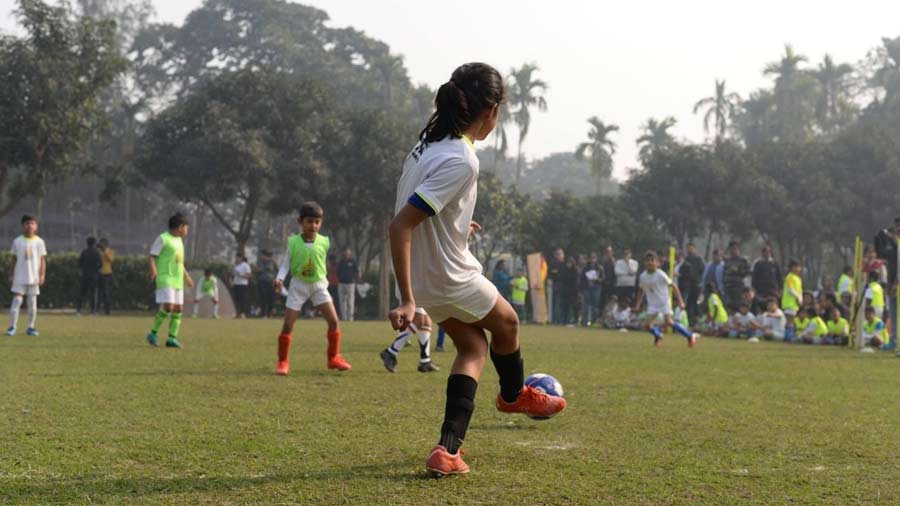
524, 373, 564, 420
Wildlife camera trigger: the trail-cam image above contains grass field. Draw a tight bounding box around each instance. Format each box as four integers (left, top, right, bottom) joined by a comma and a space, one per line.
1, 315, 899, 505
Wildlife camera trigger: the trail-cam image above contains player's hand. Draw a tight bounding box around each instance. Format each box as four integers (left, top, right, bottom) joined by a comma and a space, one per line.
39, 274, 45, 286
213, 298, 218, 304
185, 278, 194, 289
273, 279, 283, 292
678, 301, 686, 310
389, 301, 417, 331
469, 221, 482, 236
149, 270, 157, 282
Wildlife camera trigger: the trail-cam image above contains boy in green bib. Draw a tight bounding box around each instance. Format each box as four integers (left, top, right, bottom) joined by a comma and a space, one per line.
193, 268, 220, 319
273, 202, 351, 375
146, 213, 194, 348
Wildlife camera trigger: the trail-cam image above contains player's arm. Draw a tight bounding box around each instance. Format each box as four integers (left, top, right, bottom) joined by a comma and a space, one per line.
148, 255, 157, 281
632, 287, 644, 312
671, 281, 686, 308
183, 269, 194, 289
389, 204, 428, 330
39, 255, 46, 286
8, 255, 15, 284
275, 249, 290, 291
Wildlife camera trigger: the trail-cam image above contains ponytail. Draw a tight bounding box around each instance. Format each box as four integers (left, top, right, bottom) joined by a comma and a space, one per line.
419, 63, 506, 144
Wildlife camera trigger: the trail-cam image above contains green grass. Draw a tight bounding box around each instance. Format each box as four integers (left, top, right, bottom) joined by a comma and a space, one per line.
1, 315, 899, 505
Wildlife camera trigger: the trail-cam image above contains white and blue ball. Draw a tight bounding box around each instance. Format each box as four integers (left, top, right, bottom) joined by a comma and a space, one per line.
524, 373, 564, 420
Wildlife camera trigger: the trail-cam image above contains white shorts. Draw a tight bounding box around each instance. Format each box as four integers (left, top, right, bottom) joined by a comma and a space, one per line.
783, 308, 797, 316
425, 275, 499, 324
286, 279, 332, 311
11, 283, 39, 296
156, 288, 184, 305
647, 305, 673, 318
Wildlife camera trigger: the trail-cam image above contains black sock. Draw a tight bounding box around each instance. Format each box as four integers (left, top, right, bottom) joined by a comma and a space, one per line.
490, 347, 524, 403
438, 374, 477, 454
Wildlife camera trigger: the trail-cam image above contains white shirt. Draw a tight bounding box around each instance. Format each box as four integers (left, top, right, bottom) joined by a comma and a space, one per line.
11, 235, 47, 286
394, 136, 481, 307
613, 307, 631, 323
731, 312, 756, 328
615, 258, 639, 287
639, 269, 672, 314
759, 310, 786, 336
232, 261, 251, 286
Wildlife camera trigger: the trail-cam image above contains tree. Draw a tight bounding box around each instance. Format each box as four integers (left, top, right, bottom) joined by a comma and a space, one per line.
0, 0, 126, 217
814, 54, 855, 133
763, 44, 817, 142
508, 63, 548, 184
575, 117, 619, 190
472, 172, 533, 267
693, 80, 740, 143
137, 69, 333, 253
636, 116, 677, 162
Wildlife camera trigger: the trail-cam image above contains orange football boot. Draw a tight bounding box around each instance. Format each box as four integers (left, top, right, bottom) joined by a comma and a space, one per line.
495, 385, 567, 419
425, 445, 469, 477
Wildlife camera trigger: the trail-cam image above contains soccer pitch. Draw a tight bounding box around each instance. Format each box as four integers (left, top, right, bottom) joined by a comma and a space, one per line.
1, 316, 898, 505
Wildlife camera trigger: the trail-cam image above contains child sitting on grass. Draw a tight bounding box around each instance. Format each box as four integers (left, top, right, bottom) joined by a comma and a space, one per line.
728, 303, 755, 338
825, 307, 849, 346
751, 297, 786, 341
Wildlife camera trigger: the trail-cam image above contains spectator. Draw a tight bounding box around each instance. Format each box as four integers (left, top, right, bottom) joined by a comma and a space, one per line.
751, 245, 781, 310
256, 249, 277, 318
825, 306, 849, 345
98, 238, 114, 315
76, 236, 102, 316
684, 243, 704, 325
863, 245, 887, 284
819, 276, 835, 298
548, 248, 566, 324
492, 259, 512, 303
702, 249, 723, 299
752, 297, 786, 341
728, 303, 756, 338
614, 248, 639, 302
232, 253, 252, 318
861, 306, 887, 349
561, 256, 579, 326
580, 252, 604, 326
722, 241, 750, 311
337, 247, 359, 321
601, 246, 617, 307
864, 270, 885, 319
326, 254, 340, 307
510, 268, 528, 322
836, 265, 854, 300
706, 282, 729, 336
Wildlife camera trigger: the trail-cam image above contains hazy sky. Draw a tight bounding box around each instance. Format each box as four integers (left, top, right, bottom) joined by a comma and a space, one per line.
3, 0, 900, 179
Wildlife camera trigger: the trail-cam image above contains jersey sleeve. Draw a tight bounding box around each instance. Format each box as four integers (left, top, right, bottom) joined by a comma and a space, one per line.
276, 248, 291, 281
660, 271, 673, 286
410, 160, 477, 216
149, 236, 164, 256
38, 239, 47, 256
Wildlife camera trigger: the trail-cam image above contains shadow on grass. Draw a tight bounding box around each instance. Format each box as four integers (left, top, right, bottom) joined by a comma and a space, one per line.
471, 422, 540, 432
0, 462, 434, 502
41, 369, 273, 378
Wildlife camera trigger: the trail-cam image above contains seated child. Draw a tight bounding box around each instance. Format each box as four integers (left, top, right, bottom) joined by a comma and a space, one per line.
825, 307, 849, 346
751, 297, 786, 341
612, 298, 632, 329
706, 283, 729, 337
796, 306, 827, 344
728, 303, 756, 338
861, 306, 887, 349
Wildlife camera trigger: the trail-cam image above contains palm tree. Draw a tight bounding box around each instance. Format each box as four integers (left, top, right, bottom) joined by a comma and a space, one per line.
575, 117, 619, 190
814, 54, 854, 132
693, 80, 740, 143
490, 88, 513, 171
763, 44, 815, 141
636, 116, 677, 161
508, 63, 548, 184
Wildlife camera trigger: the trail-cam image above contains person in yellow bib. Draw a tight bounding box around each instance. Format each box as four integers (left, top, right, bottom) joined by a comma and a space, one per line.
796, 307, 827, 345
836, 265, 853, 300
861, 306, 887, 349
146, 213, 193, 348
825, 307, 849, 346
193, 269, 220, 319
273, 202, 351, 375
781, 259, 802, 341
706, 283, 729, 337
864, 270, 885, 319
510, 268, 528, 322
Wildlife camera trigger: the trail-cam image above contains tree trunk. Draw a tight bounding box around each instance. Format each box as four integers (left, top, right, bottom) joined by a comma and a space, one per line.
704, 228, 714, 260
515, 144, 523, 186
377, 218, 392, 320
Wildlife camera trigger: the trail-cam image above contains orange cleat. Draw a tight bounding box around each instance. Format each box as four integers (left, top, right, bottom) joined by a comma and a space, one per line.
275, 360, 290, 376
327, 354, 352, 371
496, 385, 567, 419
425, 445, 469, 477
688, 333, 699, 348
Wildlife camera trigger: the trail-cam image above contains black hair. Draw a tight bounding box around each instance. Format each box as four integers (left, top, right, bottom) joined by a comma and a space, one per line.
21, 214, 36, 224
738, 303, 749, 309
706, 282, 718, 294
87, 237, 96, 247
419, 63, 506, 144
865, 306, 875, 315
204, 268, 212, 276
728, 240, 739, 249
788, 259, 800, 269
823, 293, 837, 304
843, 265, 852, 274
643, 250, 658, 261
299, 201, 324, 219
868, 270, 880, 282
168, 213, 188, 230
99, 238, 108, 246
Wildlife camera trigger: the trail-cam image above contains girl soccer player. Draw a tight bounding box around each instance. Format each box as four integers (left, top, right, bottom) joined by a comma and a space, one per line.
388, 63, 566, 477
633, 251, 699, 347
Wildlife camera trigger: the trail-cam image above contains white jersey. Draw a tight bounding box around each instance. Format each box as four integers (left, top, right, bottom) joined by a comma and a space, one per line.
11, 235, 47, 286
394, 136, 481, 307
232, 262, 251, 286
759, 310, 786, 337
731, 312, 756, 328
639, 269, 672, 314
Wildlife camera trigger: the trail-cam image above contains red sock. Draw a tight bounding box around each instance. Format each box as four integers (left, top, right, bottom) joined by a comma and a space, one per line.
327, 329, 341, 358
278, 333, 292, 362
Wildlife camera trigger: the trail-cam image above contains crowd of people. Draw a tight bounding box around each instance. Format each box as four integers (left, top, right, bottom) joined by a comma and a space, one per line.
489, 237, 898, 351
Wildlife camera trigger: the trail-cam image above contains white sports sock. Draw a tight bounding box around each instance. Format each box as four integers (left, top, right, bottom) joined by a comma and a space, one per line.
26, 295, 37, 329
417, 327, 432, 363
193, 302, 199, 316
9, 295, 23, 329
212, 302, 218, 317
389, 329, 414, 355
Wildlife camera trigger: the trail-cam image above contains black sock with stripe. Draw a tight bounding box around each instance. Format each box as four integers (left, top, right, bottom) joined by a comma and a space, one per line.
438, 374, 477, 454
